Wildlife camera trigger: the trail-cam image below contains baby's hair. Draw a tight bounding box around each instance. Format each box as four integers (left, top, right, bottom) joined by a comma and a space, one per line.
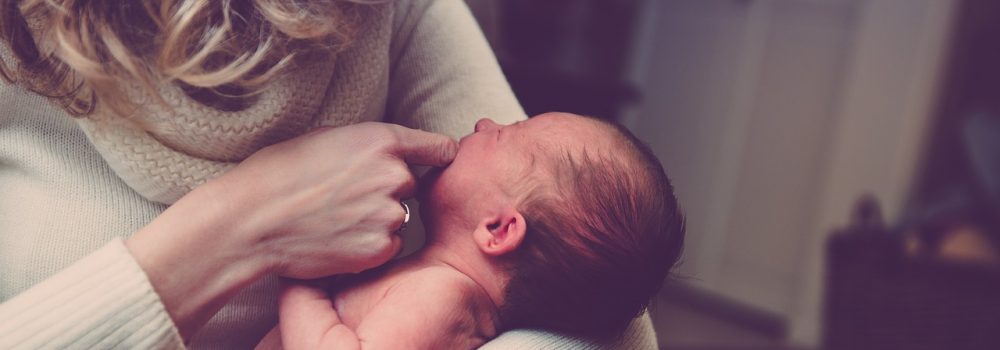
500, 117, 685, 338
0, 0, 381, 118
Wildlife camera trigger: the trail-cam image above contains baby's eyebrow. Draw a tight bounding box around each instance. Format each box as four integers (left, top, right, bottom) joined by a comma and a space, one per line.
506, 121, 525, 134
499, 121, 524, 141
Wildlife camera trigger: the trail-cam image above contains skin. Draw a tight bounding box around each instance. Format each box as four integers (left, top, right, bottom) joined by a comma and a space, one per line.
258, 113, 617, 350
124, 122, 459, 340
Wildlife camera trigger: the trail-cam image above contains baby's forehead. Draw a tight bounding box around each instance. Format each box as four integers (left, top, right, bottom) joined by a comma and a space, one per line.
522, 113, 610, 145
524, 115, 618, 160
505, 115, 620, 195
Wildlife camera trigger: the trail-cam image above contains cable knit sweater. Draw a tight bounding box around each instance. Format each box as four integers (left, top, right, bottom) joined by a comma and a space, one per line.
0, 0, 657, 348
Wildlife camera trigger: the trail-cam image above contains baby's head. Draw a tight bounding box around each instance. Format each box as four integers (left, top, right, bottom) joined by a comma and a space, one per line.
420, 112, 685, 338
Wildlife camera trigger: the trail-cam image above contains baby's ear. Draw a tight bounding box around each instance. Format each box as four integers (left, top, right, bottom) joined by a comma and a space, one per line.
472, 208, 526, 256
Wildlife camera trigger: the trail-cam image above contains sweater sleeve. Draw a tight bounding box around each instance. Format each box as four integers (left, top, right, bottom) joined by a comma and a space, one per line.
0, 239, 184, 350
479, 312, 660, 350
385, 0, 527, 140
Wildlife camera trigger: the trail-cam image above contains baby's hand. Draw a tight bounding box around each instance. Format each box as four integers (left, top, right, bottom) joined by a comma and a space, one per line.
254, 327, 283, 350
272, 282, 361, 350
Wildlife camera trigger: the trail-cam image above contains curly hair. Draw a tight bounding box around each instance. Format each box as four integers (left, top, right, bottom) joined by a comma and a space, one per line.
0, 0, 380, 118
499, 118, 686, 339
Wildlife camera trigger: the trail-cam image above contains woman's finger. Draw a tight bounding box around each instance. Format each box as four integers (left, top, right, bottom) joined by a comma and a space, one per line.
387, 164, 418, 200
387, 126, 459, 167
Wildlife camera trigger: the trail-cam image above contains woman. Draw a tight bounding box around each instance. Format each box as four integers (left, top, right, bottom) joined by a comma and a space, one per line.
0, 0, 655, 348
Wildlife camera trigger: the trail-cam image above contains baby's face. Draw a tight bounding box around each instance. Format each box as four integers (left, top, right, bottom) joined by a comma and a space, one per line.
419, 112, 612, 226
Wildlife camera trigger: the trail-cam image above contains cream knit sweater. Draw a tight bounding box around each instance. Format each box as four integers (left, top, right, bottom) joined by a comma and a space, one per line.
0, 0, 656, 348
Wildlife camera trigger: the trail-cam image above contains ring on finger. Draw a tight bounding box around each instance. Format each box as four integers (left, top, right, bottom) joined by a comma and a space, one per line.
397, 201, 410, 233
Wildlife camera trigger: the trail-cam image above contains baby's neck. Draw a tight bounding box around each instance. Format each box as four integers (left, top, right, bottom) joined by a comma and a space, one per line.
413, 240, 507, 315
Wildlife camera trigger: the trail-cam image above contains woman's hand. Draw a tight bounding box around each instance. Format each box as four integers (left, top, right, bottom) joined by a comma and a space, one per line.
125, 122, 457, 340
221, 122, 454, 277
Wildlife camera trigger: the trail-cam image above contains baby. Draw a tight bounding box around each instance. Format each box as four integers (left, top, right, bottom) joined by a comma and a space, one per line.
256, 112, 685, 349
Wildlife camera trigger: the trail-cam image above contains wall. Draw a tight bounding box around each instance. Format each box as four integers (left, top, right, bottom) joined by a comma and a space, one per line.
628, 0, 955, 345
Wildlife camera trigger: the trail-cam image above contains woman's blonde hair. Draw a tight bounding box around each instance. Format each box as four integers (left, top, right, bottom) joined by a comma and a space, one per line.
0, 0, 374, 117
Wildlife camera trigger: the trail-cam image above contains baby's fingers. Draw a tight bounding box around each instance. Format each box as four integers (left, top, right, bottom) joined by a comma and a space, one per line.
278, 283, 339, 349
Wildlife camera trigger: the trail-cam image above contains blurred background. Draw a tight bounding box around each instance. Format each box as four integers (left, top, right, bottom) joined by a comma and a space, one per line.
463, 0, 1000, 349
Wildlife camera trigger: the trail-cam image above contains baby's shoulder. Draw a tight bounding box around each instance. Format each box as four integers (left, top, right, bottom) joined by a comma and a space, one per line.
374, 265, 487, 313
357, 265, 498, 347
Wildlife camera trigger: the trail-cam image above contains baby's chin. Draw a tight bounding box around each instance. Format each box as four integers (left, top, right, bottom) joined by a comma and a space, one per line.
415, 167, 444, 204
415, 139, 469, 205
416, 167, 455, 230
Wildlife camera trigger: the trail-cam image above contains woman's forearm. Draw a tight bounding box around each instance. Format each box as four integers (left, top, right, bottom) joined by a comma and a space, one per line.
126, 180, 272, 340
124, 123, 457, 341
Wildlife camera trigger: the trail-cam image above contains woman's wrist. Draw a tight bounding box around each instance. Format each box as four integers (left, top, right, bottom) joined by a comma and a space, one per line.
126, 181, 273, 340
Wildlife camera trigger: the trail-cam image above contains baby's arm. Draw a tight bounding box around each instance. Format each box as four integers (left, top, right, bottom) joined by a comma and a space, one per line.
266, 284, 361, 350
271, 271, 486, 350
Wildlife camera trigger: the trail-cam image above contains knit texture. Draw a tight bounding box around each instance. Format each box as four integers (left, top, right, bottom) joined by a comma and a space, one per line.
481, 312, 659, 350
77, 4, 394, 204
0, 0, 657, 348
0, 240, 183, 349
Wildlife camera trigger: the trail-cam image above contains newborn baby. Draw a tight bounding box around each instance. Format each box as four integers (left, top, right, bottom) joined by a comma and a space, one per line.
256, 112, 685, 349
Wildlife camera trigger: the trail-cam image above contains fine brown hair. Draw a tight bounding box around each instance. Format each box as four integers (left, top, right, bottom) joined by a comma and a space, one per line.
500, 118, 686, 339
0, 0, 375, 118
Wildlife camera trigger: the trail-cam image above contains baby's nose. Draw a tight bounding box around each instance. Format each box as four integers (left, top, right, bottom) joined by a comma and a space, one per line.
475, 118, 500, 132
